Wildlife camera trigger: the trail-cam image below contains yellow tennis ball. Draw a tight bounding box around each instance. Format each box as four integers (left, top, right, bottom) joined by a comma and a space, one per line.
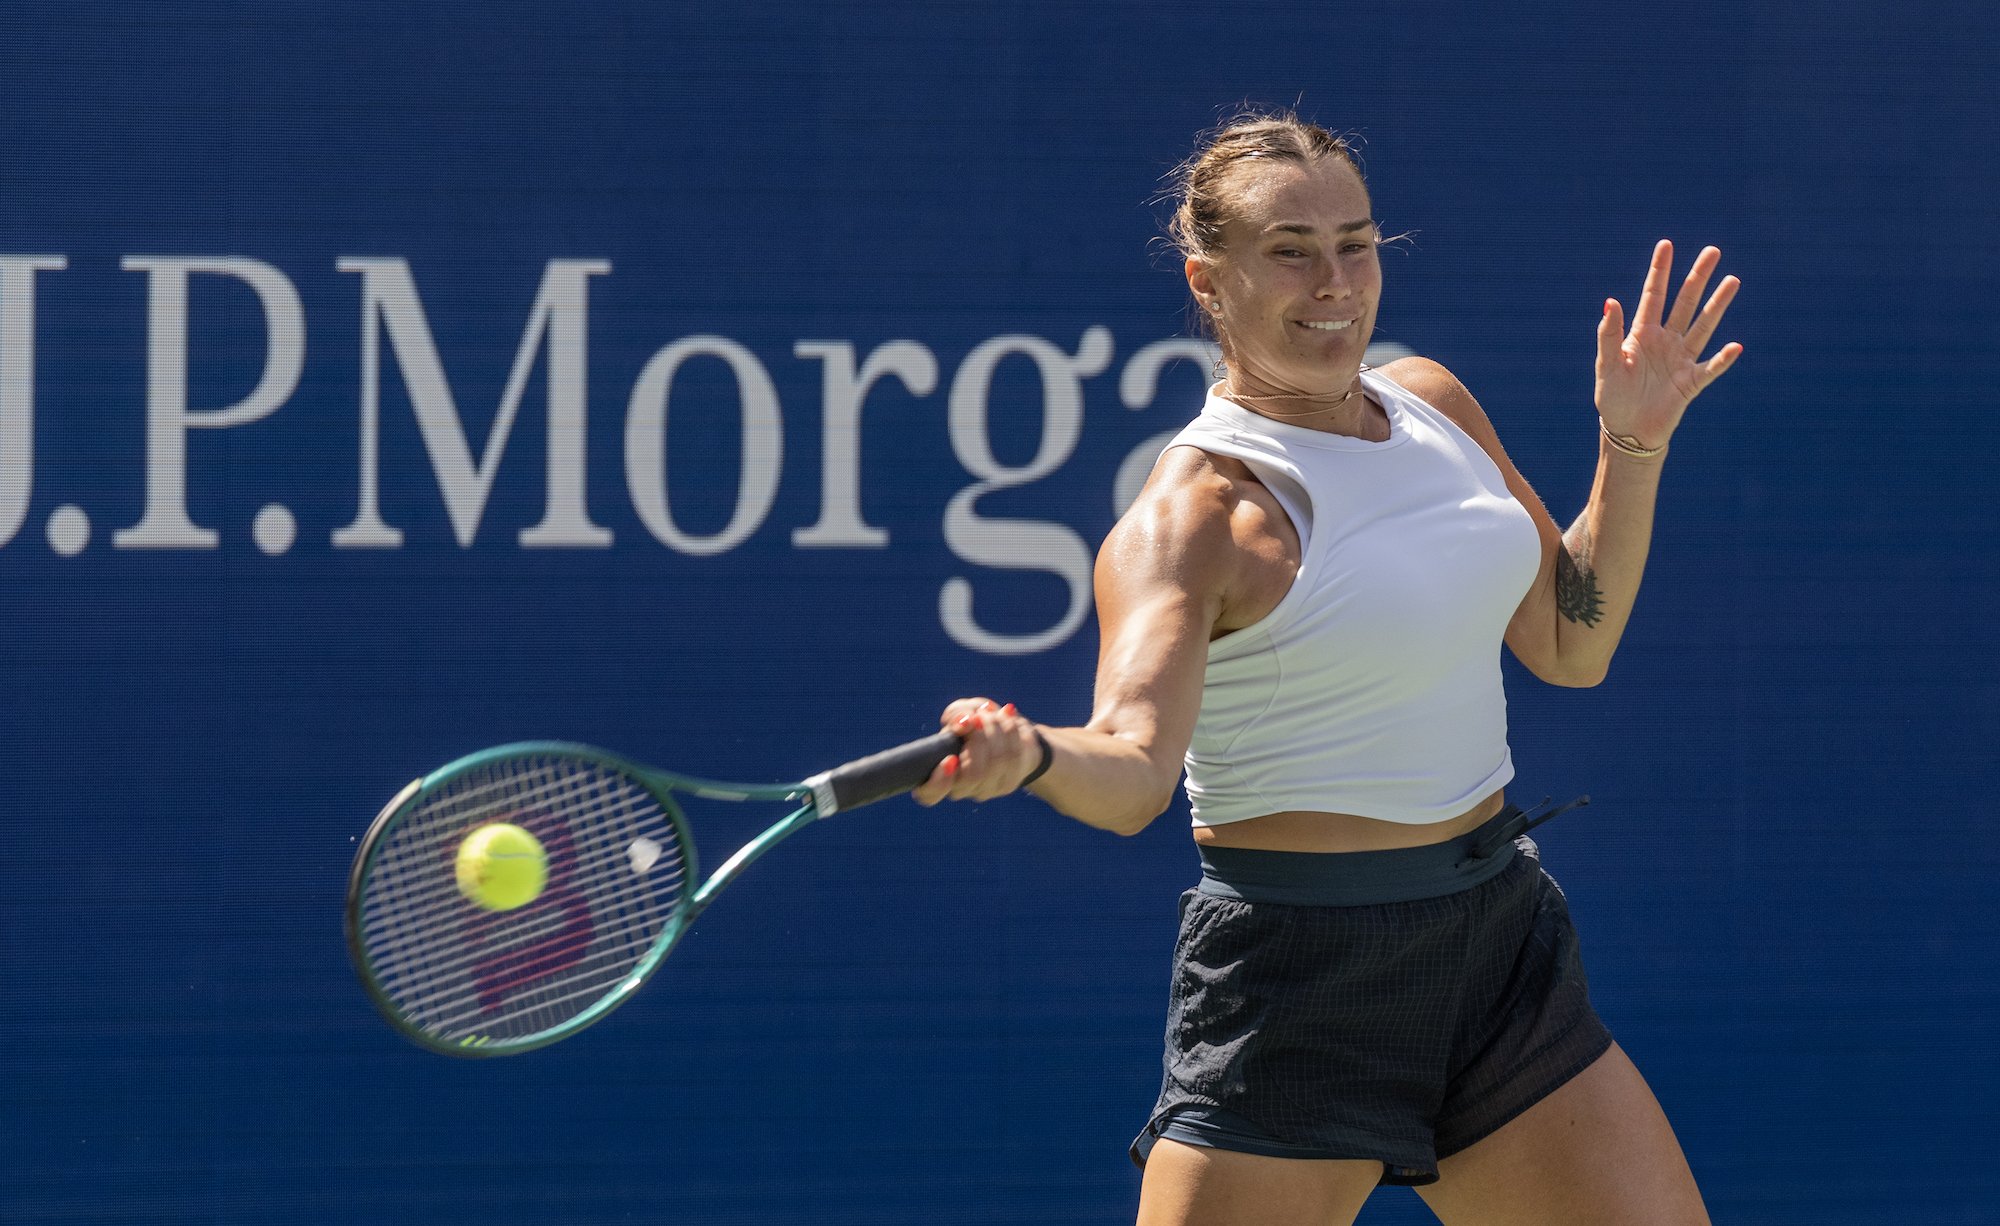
454, 823, 548, 911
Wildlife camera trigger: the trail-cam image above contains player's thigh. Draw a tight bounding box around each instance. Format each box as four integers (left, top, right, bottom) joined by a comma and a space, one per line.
1136, 1138, 1382, 1226
1417, 1043, 1710, 1226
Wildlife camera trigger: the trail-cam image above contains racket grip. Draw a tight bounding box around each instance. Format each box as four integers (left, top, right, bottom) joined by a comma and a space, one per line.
805, 728, 965, 816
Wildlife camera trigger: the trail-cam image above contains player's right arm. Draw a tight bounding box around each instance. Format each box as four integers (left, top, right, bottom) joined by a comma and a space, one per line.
911, 447, 1242, 835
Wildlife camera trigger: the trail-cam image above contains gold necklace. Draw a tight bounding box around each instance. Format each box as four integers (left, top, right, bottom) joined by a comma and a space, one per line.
1224, 365, 1372, 420
1229, 385, 1362, 417
1216, 360, 1376, 418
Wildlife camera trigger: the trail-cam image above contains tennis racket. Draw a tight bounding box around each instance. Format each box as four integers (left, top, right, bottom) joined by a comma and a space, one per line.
344, 729, 963, 1057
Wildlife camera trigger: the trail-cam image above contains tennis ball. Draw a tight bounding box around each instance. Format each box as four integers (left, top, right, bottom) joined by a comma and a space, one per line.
454, 823, 548, 911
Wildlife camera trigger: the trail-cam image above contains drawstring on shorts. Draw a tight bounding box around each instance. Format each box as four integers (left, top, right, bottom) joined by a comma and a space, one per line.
1461, 794, 1592, 865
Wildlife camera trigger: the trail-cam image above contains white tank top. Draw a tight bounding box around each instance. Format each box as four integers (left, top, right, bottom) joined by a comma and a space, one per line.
1169, 367, 1542, 826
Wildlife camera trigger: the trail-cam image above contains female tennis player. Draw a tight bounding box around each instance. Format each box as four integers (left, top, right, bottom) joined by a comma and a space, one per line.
913, 109, 1738, 1225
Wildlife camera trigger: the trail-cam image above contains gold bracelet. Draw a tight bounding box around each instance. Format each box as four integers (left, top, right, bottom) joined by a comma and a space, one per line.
1601, 425, 1667, 459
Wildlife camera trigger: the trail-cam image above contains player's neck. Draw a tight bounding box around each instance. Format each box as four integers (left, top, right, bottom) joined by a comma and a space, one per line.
1223, 366, 1378, 438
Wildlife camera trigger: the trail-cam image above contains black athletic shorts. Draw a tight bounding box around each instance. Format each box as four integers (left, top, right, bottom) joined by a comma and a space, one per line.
1130, 803, 1614, 1186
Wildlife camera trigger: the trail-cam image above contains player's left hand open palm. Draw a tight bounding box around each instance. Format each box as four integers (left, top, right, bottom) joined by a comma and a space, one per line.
1596, 240, 1743, 449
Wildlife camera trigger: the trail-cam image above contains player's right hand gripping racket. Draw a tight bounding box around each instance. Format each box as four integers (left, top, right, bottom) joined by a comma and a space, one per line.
344, 730, 962, 1057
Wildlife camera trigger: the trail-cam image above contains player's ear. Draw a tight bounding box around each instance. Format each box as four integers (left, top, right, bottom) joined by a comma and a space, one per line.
1185, 256, 1215, 302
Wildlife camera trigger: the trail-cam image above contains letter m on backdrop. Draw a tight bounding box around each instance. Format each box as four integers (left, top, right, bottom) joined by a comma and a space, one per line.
333, 258, 613, 548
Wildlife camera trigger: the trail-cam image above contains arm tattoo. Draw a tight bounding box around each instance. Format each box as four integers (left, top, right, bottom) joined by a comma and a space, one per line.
1554, 546, 1605, 627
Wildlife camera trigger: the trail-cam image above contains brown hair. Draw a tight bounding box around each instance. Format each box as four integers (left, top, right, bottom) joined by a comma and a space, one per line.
1166, 107, 1366, 264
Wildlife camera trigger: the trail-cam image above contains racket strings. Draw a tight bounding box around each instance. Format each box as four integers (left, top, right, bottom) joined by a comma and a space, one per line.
372, 870, 689, 1023
377, 875, 688, 1023
365, 772, 679, 950
362, 759, 682, 1038
386, 758, 680, 978
356, 754, 690, 1046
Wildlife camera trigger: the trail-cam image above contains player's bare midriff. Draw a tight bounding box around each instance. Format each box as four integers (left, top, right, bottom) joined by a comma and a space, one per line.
1189, 790, 1507, 853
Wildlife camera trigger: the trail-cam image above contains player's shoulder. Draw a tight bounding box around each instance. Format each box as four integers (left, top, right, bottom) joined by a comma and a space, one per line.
1375, 355, 1476, 412
1374, 355, 1499, 438
1114, 443, 1242, 548
1098, 443, 1251, 589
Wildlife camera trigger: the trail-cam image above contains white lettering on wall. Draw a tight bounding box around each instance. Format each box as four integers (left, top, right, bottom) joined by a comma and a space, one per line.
939, 327, 1112, 655
1117, 337, 1219, 410
332, 258, 612, 549
0, 246, 1428, 655
625, 335, 783, 556
1113, 337, 1219, 517
114, 257, 305, 549
0, 256, 66, 548
791, 340, 938, 548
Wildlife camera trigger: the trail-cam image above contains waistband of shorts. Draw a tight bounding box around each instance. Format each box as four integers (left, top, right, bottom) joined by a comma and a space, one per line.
1195, 803, 1536, 906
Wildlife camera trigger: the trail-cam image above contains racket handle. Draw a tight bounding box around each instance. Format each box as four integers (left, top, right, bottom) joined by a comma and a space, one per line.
805, 728, 966, 816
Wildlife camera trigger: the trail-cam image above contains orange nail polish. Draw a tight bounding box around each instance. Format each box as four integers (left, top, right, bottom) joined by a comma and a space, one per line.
1001, 703, 1017, 717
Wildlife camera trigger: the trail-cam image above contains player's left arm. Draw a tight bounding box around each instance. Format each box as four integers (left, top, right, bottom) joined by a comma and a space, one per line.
1383, 240, 1742, 687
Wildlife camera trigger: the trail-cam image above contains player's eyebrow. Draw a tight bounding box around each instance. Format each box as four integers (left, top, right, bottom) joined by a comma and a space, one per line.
1264, 219, 1377, 236
1264, 219, 1376, 235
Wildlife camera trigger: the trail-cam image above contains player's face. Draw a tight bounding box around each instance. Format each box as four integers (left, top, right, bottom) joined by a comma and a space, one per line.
1189, 159, 1382, 395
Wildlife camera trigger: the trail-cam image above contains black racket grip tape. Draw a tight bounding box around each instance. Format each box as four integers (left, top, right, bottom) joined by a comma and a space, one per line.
816, 728, 965, 815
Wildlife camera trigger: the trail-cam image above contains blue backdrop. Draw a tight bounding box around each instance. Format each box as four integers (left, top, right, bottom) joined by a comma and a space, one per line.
2, 3, 1994, 1222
